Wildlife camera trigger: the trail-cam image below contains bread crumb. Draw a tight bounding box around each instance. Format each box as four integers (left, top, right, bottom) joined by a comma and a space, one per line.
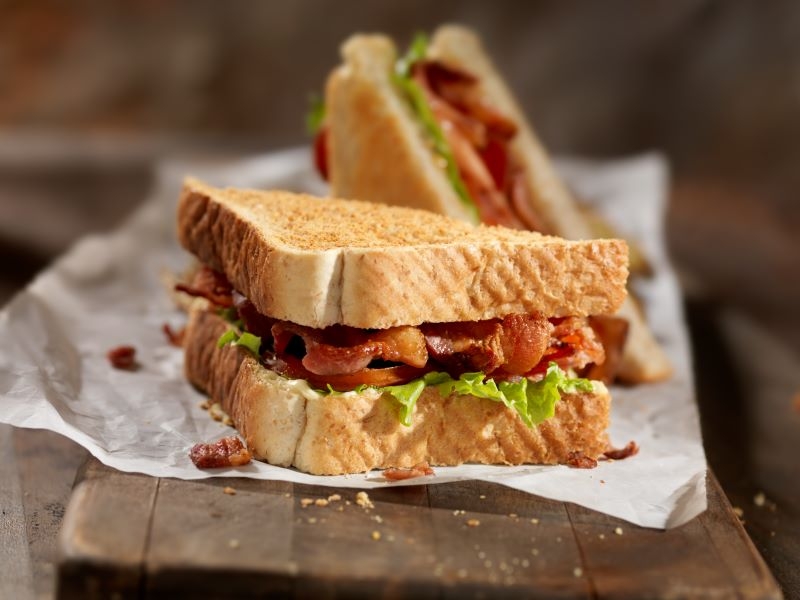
614, 527, 623, 535
372, 515, 383, 523
284, 493, 291, 498
223, 486, 236, 495
315, 498, 329, 507
356, 491, 374, 509
228, 539, 239, 549
371, 530, 381, 541
199, 400, 210, 410
466, 518, 481, 527
530, 518, 539, 525
209, 403, 225, 422
508, 513, 518, 518
337, 506, 344, 512
300, 498, 314, 508
222, 414, 234, 427
307, 517, 317, 524
479, 494, 486, 499
753, 492, 766, 507
598, 533, 605, 540
531, 548, 539, 556
574, 567, 583, 578
328, 494, 342, 502
733, 506, 744, 519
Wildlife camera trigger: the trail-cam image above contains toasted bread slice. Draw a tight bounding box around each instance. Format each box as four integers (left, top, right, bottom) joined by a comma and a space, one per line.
184, 305, 611, 475
177, 178, 628, 330
324, 26, 671, 382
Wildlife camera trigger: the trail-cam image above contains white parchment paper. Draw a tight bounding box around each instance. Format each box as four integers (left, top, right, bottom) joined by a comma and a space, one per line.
0, 148, 706, 529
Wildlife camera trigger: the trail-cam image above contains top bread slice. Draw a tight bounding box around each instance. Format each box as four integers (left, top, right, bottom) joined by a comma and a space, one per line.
178, 178, 628, 329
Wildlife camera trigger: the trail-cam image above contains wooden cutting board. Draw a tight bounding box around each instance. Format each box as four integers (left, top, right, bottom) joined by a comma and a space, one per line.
56, 458, 781, 599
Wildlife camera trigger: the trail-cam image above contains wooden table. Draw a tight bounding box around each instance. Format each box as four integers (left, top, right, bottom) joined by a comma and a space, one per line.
0, 147, 798, 598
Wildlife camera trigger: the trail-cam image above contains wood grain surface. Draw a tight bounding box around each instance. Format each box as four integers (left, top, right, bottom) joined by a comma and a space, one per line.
54, 458, 780, 599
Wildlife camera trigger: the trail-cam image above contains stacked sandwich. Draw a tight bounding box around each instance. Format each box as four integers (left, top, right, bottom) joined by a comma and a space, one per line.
177, 178, 628, 475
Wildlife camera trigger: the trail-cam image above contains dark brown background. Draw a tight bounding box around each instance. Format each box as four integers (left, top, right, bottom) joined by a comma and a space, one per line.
0, 1, 798, 597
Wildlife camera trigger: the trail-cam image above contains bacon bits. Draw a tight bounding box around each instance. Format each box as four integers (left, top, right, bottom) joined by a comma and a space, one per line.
603, 441, 640, 461
566, 451, 598, 469
383, 462, 435, 481
107, 345, 137, 370
162, 323, 185, 347
190, 436, 252, 469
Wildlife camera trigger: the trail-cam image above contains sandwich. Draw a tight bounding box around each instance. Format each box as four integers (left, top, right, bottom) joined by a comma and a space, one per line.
176, 178, 628, 475
313, 25, 671, 383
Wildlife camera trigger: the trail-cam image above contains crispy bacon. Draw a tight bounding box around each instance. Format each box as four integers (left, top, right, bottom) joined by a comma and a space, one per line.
175, 266, 234, 307
190, 436, 252, 469
272, 322, 428, 376
566, 451, 598, 469
603, 441, 639, 461
384, 462, 435, 481
107, 345, 137, 370
162, 323, 185, 347
273, 354, 428, 391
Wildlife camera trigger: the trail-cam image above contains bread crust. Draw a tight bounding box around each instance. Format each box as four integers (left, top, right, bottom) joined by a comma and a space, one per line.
184, 307, 611, 476
177, 178, 628, 330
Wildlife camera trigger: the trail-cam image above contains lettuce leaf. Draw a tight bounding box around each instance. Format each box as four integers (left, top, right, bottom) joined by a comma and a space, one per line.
380, 363, 594, 427
305, 93, 326, 135
216, 329, 262, 357
391, 34, 479, 223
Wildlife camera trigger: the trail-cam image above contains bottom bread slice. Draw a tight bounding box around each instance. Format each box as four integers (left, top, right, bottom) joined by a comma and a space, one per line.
184, 306, 611, 475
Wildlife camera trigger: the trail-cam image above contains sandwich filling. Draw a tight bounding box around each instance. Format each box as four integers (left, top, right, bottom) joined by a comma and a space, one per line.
180, 266, 610, 426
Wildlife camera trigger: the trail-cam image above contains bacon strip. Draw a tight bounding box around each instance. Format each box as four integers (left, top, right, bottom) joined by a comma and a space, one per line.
272, 322, 428, 376
175, 266, 234, 307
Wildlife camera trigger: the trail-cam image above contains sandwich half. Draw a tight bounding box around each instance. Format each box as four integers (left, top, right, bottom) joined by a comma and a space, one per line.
318, 24, 671, 383
177, 178, 628, 475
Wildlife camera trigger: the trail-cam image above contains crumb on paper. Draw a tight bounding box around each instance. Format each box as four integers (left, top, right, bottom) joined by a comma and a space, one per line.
753, 492, 766, 507
566, 450, 598, 469
300, 498, 314, 508
190, 436, 251, 469
223, 486, 236, 495
466, 518, 481, 527
208, 402, 225, 422
107, 345, 138, 370
603, 440, 640, 461
356, 491, 374, 509
371, 530, 381, 541
614, 527, 623, 536
199, 400, 210, 410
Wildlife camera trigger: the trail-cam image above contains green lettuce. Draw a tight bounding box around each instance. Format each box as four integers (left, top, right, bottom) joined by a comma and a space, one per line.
305, 93, 326, 135
216, 329, 262, 357
381, 363, 594, 427
391, 33, 480, 223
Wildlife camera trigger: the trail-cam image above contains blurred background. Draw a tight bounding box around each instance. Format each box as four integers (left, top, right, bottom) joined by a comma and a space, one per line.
0, 0, 798, 593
